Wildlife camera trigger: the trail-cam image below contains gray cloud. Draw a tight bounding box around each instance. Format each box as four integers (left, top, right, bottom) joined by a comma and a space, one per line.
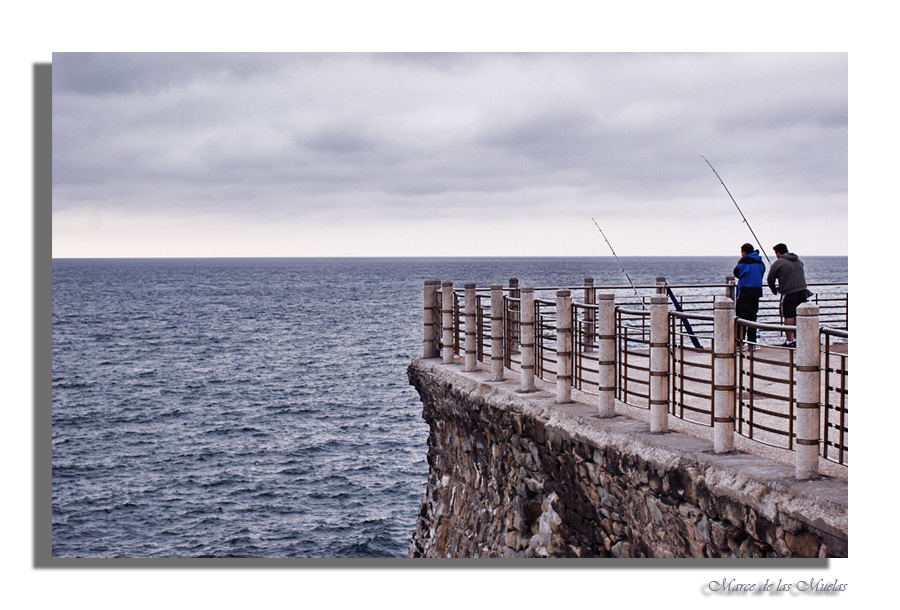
51, 52, 847, 255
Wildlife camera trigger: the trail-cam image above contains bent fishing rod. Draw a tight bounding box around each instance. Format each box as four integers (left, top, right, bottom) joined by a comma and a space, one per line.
701, 156, 771, 264
591, 218, 646, 308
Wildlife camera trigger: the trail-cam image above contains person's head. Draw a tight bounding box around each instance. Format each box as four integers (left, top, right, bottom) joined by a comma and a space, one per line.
773, 243, 788, 258
741, 243, 754, 255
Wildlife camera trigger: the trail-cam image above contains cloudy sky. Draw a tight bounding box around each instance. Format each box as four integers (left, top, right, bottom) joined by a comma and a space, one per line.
52, 52, 847, 258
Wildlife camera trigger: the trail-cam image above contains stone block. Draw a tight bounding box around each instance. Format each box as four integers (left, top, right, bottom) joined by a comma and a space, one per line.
611, 541, 632, 558
785, 530, 819, 558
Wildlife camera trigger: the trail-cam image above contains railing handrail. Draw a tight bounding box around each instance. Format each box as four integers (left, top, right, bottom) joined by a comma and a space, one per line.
453, 281, 847, 292
821, 326, 849, 339
574, 302, 599, 311
616, 306, 649, 316
738, 319, 797, 333
670, 311, 714, 322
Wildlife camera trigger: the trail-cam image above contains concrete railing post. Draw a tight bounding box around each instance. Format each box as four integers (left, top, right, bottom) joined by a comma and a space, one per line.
464, 282, 477, 372
441, 281, 454, 364
556, 290, 573, 403
656, 276, 666, 295
795, 303, 821, 480
423, 279, 439, 358
520, 286, 535, 392
725, 276, 735, 301
583, 277, 595, 352
597, 292, 616, 418
713, 298, 736, 452
490, 283, 505, 381
649, 294, 669, 433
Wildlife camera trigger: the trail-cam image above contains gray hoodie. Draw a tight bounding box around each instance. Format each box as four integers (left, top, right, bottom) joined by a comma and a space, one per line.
767, 253, 807, 295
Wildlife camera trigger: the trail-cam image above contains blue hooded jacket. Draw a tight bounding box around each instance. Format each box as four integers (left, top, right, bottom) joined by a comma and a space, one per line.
734, 250, 765, 298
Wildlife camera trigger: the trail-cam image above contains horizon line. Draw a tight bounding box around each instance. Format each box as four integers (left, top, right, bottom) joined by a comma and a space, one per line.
51, 254, 850, 260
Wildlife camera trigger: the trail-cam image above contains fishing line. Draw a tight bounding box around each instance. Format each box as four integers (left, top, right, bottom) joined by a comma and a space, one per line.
591, 217, 646, 308
592, 218, 703, 347
701, 156, 771, 264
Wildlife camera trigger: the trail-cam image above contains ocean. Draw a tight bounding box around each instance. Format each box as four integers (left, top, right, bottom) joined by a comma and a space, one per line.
51, 256, 848, 558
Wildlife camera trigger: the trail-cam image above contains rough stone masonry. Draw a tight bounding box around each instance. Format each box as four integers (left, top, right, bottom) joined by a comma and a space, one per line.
406, 358, 848, 559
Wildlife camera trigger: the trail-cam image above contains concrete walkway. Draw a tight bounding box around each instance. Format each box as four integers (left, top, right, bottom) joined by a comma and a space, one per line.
461, 341, 848, 481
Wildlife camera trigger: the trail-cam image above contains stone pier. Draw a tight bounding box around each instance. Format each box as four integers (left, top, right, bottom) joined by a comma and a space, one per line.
407, 358, 848, 558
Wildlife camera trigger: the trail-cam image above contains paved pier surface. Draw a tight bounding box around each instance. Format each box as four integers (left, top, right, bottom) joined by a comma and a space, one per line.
445, 341, 848, 481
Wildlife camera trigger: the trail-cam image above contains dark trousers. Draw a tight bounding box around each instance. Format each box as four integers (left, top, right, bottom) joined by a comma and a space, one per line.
736, 295, 760, 343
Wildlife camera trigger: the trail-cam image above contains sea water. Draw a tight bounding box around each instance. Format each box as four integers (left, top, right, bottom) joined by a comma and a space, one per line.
51, 256, 847, 558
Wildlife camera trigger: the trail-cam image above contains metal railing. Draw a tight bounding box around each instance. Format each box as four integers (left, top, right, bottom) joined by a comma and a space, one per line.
534, 298, 557, 381
736, 320, 797, 450
615, 306, 651, 408
821, 327, 849, 465
669, 311, 716, 426
573, 302, 599, 392
427, 279, 848, 473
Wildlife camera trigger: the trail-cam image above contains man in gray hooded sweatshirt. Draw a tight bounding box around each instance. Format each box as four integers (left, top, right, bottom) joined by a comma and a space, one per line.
766, 243, 808, 347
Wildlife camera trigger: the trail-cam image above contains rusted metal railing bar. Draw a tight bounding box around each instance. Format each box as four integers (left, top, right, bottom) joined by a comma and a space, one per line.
677, 370, 716, 385
476, 298, 487, 363
677, 387, 720, 401
674, 348, 714, 364
740, 353, 795, 367
740, 402, 794, 420
675, 404, 717, 423
823, 439, 848, 464
670, 311, 714, 323
621, 376, 651, 388
453, 291, 462, 354
743, 369, 794, 385
621, 387, 650, 399
671, 344, 713, 355
824, 421, 849, 433
574, 303, 600, 311
735, 421, 794, 443
617, 307, 650, 316
739, 320, 797, 333
821, 327, 849, 339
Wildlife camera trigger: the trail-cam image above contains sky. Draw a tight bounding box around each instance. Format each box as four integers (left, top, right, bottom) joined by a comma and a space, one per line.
51, 52, 848, 258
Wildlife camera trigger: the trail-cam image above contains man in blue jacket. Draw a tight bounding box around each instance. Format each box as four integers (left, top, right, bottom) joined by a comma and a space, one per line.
734, 243, 766, 347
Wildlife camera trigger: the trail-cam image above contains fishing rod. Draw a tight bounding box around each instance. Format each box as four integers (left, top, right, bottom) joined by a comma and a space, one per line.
701, 156, 771, 264
591, 218, 646, 308
592, 217, 702, 347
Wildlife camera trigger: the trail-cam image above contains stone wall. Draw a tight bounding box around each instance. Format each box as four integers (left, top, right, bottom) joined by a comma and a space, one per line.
406, 358, 848, 559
